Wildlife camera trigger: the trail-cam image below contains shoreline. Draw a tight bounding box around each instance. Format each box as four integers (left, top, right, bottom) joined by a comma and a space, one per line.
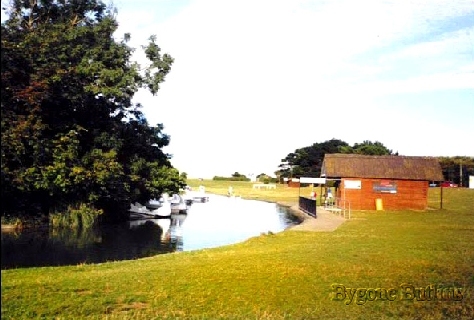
277, 201, 346, 232
1, 198, 346, 233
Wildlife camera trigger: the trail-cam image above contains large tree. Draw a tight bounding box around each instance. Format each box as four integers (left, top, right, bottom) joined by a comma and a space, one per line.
277, 139, 394, 179
339, 140, 395, 156
1, 0, 185, 222
277, 139, 349, 178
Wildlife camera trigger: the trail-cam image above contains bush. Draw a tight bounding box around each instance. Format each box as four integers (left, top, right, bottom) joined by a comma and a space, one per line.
50, 203, 102, 229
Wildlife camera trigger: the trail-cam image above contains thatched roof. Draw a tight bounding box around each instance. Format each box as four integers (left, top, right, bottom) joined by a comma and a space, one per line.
321, 154, 444, 181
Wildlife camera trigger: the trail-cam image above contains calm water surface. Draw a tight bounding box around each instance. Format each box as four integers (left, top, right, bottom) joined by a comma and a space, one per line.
1, 195, 300, 269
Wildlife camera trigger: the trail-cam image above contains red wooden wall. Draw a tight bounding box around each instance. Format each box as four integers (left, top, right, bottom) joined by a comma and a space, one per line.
336, 178, 429, 210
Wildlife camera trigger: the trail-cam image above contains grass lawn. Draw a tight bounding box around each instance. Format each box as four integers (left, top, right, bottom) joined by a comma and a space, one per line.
1, 180, 473, 319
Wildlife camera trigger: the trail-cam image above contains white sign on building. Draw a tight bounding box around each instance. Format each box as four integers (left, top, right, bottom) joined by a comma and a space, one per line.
344, 180, 362, 189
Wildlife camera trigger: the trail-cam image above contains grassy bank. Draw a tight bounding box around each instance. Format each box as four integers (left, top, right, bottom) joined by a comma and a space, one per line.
2, 181, 474, 319
187, 179, 323, 205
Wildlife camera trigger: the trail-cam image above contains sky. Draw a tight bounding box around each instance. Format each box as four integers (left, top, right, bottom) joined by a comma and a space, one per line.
3, 0, 474, 179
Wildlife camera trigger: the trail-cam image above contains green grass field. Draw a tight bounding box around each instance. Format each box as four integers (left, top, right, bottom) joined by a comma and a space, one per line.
188, 179, 323, 205
2, 180, 473, 319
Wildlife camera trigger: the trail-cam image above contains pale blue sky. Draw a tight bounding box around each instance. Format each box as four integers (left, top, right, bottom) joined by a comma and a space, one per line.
112, 0, 473, 179
3, 0, 473, 178
112, 0, 474, 177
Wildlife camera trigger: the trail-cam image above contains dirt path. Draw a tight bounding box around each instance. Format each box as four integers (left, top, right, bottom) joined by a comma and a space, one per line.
281, 203, 346, 232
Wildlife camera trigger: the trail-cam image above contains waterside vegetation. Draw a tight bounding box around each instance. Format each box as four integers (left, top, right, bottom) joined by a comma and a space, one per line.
1, 1, 185, 225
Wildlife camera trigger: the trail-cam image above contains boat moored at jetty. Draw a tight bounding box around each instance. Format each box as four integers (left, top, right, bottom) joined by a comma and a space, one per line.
129, 201, 172, 219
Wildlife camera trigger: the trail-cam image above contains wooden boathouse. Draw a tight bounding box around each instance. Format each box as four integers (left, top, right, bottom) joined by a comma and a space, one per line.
321, 154, 444, 210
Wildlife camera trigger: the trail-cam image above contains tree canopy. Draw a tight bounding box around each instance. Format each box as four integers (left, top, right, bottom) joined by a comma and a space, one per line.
1, 0, 185, 222
276, 139, 394, 179
339, 140, 396, 156
276, 139, 472, 186
437, 156, 474, 187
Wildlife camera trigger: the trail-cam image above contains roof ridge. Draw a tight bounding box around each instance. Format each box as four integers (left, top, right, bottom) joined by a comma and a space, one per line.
327, 153, 438, 159
322, 154, 444, 180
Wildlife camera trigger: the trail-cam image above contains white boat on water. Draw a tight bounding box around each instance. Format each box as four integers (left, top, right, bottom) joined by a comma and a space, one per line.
153, 201, 172, 217
170, 194, 188, 214
145, 198, 162, 210
186, 185, 209, 203
182, 190, 194, 205
129, 201, 171, 219
130, 192, 190, 219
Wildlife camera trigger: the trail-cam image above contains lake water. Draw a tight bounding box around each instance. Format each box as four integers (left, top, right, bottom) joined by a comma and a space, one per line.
1, 195, 301, 269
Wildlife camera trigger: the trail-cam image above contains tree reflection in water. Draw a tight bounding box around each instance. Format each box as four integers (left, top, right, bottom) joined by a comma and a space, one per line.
2, 197, 299, 269
1, 217, 178, 269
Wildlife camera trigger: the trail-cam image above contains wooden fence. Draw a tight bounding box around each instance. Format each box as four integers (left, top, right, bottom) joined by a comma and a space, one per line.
298, 196, 317, 218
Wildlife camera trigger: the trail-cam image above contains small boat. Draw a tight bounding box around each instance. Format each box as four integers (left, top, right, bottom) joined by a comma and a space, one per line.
192, 194, 209, 203
190, 186, 209, 203
129, 202, 152, 216
129, 201, 171, 219
182, 191, 194, 206
145, 198, 162, 210
170, 194, 188, 214
151, 201, 172, 217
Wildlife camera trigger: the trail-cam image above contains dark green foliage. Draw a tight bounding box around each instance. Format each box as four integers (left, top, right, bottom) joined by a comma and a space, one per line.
277, 139, 394, 178
340, 140, 395, 156
213, 173, 251, 182
1, 0, 185, 222
277, 139, 350, 178
256, 173, 275, 184
438, 156, 474, 187
277, 138, 472, 187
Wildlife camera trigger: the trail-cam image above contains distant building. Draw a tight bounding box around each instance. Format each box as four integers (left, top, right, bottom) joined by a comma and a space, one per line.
321, 154, 444, 210
288, 178, 300, 188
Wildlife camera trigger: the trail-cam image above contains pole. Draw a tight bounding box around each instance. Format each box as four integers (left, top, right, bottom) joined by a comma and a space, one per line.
440, 185, 443, 209
320, 184, 323, 206
343, 181, 346, 209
